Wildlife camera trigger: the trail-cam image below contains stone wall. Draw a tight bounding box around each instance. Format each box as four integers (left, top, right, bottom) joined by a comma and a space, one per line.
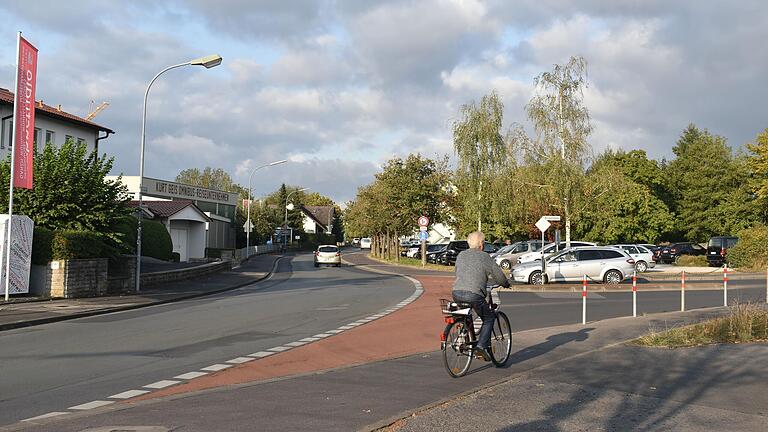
42, 258, 109, 298
140, 260, 233, 287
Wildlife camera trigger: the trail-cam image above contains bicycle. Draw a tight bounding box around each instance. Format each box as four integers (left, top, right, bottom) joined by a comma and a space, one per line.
439, 288, 512, 378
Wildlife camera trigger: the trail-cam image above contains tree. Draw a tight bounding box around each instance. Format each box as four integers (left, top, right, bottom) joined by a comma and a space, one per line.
747, 128, 768, 200
0, 140, 131, 247
175, 167, 245, 195
452, 91, 507, 234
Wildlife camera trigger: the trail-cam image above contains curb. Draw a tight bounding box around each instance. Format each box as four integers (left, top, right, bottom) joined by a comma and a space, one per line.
0, 256, 285, 332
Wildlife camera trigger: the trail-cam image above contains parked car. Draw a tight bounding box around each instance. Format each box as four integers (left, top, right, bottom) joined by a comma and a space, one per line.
612, 244, 656, 272
351, 238, 361, 247
706, 236, 739, 267
495, 240, 547, 270
511, 246, 635, 285
427, 244, 448, 263
490, 244, 516, 259
516, 241, 597, 264
410, 243, 447, 259
314, 245, 341, 267
360, 237, 372, 250
438, 240, 470, 265
657, 242, 706, 264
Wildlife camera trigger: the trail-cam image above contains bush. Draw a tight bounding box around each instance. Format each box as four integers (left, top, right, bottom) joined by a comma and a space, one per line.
51, 231, 108, 260
110, 216, 138, 254
32, 227, 54, 265
141, 220, 172, 261
728, 225, 768, 270
675, 255, 708, 267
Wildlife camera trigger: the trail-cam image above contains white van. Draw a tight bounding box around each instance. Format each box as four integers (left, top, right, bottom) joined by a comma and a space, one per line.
360, 237, 372, 250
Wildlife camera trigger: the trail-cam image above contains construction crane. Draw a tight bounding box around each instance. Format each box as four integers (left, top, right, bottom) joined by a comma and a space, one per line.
86, 101, 109, 120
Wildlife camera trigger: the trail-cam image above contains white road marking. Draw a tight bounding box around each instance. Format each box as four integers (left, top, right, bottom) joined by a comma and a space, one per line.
299, 337, 320, 342
327, 329, 344, 334
313, 333, 332, 338
21, 412, 68, 422
143, 380, 181, 389
249, 351, 276, 358
268, 346, 291, 352
68, 400, 114, 410
109, 389, 150, 399
175, 371, 209, 380
337, 325, 354, 330
227, 357, 255, 364
200, 364, 233, 372
285, 341, 307, 347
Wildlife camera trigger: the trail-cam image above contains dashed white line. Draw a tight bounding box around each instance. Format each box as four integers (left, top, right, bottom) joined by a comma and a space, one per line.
21, 412, 68, 422
175, 371, 209, 380
327, 329, 344, 334
143, 380, 181, 389
338, 325, 354, 330
249, 351, 276, 358
109, 389, 150, 399
313, 333, 332, 338
268, 346, 291, 352
69, 400, 114, 410
227, 357, 255, 364
201, 364, 233, 372
300, 337, 320, 342
285, 341, 307, 347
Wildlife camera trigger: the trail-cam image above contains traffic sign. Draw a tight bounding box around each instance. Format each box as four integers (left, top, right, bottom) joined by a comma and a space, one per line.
243, 220, 254, 233
417, 216, 430, 227
419, 231, 428, 241
535, 217, 551, 232
543, 215, 561, 222
419, 226, 428, 232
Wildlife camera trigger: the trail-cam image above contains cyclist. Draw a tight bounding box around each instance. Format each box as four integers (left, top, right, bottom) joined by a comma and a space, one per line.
452, 231, 510, 361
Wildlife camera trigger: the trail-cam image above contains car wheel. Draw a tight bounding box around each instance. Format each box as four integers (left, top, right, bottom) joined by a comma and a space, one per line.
604, 270, 622, 285
500, 260, 511, 270
635, 261, 648, 273
529, 271, 546, 285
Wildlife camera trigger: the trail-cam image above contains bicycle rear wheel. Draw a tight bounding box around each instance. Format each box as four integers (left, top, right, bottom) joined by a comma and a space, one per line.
442, 320, 473, 378
489, 311, 512, 367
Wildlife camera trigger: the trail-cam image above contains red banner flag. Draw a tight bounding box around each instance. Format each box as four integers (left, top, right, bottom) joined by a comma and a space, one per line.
13, 35, 38, 189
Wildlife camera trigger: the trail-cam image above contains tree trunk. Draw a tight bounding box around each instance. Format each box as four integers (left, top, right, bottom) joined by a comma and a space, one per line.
395, 230, 400, 263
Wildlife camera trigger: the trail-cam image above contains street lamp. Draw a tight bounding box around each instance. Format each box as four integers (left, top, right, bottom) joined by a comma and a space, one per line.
283, 187, 309, 249
135, 54, 223, 294
246, 159, 287, 258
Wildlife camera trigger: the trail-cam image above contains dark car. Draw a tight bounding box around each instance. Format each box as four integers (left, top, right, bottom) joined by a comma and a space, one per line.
658, 242, 706, 264
706, 236, 738, 267
438, 240, 470, 265
422, 243, 447, 261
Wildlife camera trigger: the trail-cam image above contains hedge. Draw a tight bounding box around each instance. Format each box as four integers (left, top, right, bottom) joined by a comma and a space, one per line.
141, 220, 173, 261
32, 227, 54, 265
51, 231, 109, 260
728, 225, 768, 270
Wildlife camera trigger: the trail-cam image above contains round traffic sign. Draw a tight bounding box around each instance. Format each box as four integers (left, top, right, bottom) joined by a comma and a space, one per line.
417, 215, 430, 227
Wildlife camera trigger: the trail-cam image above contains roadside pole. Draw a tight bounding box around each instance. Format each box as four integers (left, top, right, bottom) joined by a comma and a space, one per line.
632, 271, 637, 318
723, 265, 728, 307
680, 271, 686, 312
417, 216, 429, 268
582, 274, 587, 325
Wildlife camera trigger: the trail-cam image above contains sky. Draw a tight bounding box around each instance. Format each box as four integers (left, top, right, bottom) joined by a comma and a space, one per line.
1, 1, 766, 205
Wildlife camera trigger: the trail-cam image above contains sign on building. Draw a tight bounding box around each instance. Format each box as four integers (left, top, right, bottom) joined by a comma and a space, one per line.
0, 215, 34, 295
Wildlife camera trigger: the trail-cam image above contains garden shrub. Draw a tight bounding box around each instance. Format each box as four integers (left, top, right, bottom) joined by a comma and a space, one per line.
141, 220, 173, 261
728, 225, 768, 269
31, 227, 54, 265
51, 231, 108, 260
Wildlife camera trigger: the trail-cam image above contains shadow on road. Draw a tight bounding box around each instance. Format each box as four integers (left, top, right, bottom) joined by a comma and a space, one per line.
508, 328, 593, 366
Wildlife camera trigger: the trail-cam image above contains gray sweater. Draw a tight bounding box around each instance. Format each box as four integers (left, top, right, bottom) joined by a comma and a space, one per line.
452, 248, 509, 297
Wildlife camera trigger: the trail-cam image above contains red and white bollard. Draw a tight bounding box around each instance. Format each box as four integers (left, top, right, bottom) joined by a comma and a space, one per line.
632, 271, 637, 318
582, 274, 587, 325
680, 270, 686, 312
723, 265, 728, 307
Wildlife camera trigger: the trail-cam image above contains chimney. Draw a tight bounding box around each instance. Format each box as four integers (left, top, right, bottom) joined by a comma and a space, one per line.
57, 104, 62, 112
38, 100, 43, 108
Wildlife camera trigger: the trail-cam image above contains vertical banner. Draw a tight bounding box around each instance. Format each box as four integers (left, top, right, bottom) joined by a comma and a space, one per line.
13, 35, 38, 189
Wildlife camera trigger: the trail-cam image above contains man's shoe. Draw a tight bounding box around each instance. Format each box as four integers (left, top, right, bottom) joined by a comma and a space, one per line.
475, 346, 491, 361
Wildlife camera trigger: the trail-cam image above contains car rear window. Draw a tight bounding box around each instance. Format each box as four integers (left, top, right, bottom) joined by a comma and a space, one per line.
600, 250, 624, 259
318, 246, 338, 253
578, 250, 602, 261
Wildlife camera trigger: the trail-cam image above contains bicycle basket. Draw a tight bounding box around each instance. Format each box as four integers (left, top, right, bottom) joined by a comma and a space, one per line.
439, 298, 457, 315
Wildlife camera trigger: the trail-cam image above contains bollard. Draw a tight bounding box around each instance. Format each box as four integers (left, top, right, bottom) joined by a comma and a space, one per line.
680, 270, 686, 312
582, 274, 587, 325
632, 271, 637, 318
723, 265, 728, 307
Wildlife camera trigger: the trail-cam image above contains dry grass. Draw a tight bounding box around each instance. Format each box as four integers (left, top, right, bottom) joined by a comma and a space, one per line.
368, 255, 454, 272
633, 303, 768, 347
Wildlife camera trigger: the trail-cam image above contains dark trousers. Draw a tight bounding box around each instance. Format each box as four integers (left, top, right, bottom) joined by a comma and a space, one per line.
452, 290, 493, 349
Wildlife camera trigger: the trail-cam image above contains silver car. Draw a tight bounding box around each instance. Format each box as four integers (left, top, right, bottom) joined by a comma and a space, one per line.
516, 241, 596, 264
612, 244, 656, 273
495, 240, 547, 270
511, 246, 635, 285
314, 245, 341, 267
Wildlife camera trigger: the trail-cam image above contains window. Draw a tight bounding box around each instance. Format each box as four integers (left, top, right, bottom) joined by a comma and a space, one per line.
318, 246, 337, 253
554, 252, 576, 262
45, 130, 55, 145
578, 250, 603, 261
77, 137, 86, 146
65, 134, 74, 143
34, 128, 42, 150
622, 246, 638, 254
601, 250, 624, 259
637, 246, 650, 253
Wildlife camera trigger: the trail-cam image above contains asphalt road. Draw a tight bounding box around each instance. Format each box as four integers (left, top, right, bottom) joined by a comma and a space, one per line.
0, 253, 414, 426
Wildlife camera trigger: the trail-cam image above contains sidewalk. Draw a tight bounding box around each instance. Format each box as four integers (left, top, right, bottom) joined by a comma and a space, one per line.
0, 253, 281, 331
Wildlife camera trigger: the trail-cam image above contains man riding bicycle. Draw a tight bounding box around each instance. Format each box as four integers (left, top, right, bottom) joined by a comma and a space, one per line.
452, 231, 510, 361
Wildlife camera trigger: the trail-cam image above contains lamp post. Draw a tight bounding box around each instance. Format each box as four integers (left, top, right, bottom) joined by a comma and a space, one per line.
283, 187, 308, 249
135, 54, 222, 294
246, 159, 287, 258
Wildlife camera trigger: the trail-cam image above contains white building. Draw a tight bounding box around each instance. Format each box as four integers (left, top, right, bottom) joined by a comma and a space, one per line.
301, 205, 334, 235
0, 87, 113, 158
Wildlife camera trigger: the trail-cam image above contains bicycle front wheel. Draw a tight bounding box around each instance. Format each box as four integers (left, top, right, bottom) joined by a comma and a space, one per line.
489, 311, 512, 367
442, 320, 473, 378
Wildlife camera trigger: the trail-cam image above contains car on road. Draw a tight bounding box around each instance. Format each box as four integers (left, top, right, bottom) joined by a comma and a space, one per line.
314, 245, 341, 267
516, 241, 596, 264
351, 238, 361, 247
706, 236, 739, 267
495, 240, 547, 270
511, 246, 635, 285
612, 244, 656, 273
359, 237, 372, 250
657, 242, 706, 264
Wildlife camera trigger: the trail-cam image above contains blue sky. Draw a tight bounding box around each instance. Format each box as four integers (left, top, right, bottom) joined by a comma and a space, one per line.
1, 1, 766, 204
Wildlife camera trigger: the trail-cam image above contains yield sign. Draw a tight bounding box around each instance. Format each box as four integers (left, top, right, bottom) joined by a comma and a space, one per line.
535, 217, 551, 233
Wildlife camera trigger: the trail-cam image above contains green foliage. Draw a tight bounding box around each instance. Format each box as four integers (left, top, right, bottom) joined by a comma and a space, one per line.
175, 167, 246, 195
675, 255, 708, 267
728, 225, 768, 269
747, 129, 768, 199
51, 231, 108, 260
0, 140, 131, 249
31, 227, 54, 265
110, 216, 138, 254
140, 220, 173, 260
